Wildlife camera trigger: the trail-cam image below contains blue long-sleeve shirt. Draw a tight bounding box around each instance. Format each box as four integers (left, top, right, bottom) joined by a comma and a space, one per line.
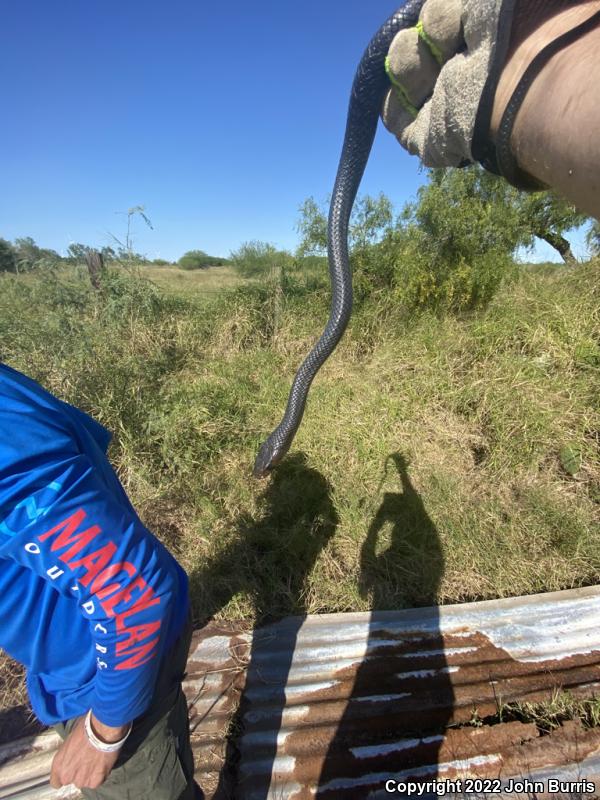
0, 363, 190, 727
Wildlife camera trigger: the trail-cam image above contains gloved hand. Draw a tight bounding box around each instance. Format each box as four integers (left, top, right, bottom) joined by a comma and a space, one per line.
381, 0, 513, 168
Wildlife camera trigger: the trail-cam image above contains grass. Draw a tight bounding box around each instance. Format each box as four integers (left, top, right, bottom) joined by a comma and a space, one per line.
458, 689, 600, 735
496, 690, 600, 734
139, 264, 248, 298
0, 259, 598, 625
0, 258, 599, 730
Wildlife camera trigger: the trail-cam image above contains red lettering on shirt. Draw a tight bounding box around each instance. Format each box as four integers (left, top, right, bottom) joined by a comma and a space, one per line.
91, 561, 137, 596
114, 576, 161, 623
38, 509, 101, 563
115, 637, 160, 670
67, 542, 118, 586
35, 509, 169, 671
116, 621, 161, 655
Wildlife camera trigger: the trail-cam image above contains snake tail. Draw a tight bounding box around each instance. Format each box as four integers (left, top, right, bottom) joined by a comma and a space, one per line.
253, 0, 425, 479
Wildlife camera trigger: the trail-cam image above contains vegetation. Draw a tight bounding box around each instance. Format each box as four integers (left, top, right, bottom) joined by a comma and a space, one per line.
297, 167, 589, 313
494, 690, 600, 734
0, 238, 226, 273
1, 250, 597, 622
178, 249, 229, 270
230, 240, 294, 278
588, 219, 600, 256
0, 236, 62, 273
0, 239, 16, 273
1, 170, 597, 730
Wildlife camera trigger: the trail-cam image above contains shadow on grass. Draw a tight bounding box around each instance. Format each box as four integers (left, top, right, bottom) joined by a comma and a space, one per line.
189, 452, 339, 798
189, 451, 451, 798
317, 453, 450, 797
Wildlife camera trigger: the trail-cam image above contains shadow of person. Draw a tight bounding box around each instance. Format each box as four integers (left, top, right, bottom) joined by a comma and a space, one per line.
189, 452, 339, 799
359, 453, 444, 609
317, 453, 452, 798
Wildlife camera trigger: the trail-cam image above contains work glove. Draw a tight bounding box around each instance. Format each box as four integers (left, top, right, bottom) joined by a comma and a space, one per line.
381, 0, 517, 168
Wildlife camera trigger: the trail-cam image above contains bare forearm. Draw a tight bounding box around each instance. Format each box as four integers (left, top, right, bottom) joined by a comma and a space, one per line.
491, 2, 600, 219
90, 712, 131, 744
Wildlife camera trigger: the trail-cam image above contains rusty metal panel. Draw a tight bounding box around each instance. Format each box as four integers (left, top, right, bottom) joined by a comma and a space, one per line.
233, 586, 600, 799
3, 587, 600, 799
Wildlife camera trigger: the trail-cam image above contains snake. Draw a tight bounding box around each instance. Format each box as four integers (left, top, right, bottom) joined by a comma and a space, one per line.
253, 0, 425, 479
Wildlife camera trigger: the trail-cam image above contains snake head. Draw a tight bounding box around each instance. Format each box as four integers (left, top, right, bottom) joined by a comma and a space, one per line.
253, 439, 276, 479
253, 436, 288, 479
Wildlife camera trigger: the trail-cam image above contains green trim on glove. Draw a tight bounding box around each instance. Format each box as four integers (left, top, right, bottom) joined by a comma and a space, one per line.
384, 18, 445, 119
382, 0, 506, 168
415, 19, 445, 66
385, 55, 419, 119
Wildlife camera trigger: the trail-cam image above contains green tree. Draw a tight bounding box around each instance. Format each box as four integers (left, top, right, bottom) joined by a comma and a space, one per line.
13, 237, 40, 270
395, 168, 525, 310
514, 192, 587, 265
101, 246, 117, 263
351, 193, 394, 250
393, 167, 590, 311
67, 242, 91, 263
296, 193, 395, 297
230, 241, 293, 278
370, 169, 515, 312
10, 237, 61, 271
419, 167, 588, 264
296, 198, 327, 256
0, 239, 17, 272
297, 193, 393, 256
586, 220, 600, 256
178, 250, 228, 270
408, 168, 523, 257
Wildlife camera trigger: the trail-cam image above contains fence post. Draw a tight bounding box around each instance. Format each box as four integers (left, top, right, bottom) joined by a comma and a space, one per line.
84, 250, 104, 290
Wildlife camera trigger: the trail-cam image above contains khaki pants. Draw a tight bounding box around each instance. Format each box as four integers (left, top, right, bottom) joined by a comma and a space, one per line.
54, 612, 202, 800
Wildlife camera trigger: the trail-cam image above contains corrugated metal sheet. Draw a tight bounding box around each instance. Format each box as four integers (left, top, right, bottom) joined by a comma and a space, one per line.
3, 587, 600, 799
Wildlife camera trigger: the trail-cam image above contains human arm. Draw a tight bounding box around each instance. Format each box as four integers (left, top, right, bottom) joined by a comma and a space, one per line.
382, 0, 600, 218
489, 2, 600, 218
0, 403, 186, 787
50, 715, 124, 790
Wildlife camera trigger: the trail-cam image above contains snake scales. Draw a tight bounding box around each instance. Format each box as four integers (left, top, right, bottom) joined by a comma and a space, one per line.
254, 1, 426, 478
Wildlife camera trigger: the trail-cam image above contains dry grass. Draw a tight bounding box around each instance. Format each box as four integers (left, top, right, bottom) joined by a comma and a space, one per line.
0, 651, 42, 745
0, 259, 598, 721
140, 264, 248, 298
0, 651, 27, 712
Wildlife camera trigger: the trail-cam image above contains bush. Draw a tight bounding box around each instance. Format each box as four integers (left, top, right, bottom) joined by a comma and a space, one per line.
230, 241, 293, 278
0, 239, 16, 272
178, 250, 228, 270
389, 169, 523, 313
393, 234, 517, 313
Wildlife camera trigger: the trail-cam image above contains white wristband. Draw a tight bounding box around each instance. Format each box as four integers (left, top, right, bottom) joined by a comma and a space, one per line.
84, 710, 132, 753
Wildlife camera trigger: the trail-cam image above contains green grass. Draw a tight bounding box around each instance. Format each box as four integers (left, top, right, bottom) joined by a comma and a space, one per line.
139, 264, 247, 298
0, 259, 598, 626
496, 690, 600, 734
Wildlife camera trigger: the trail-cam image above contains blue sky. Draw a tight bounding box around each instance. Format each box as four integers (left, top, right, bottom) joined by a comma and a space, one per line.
1, 1, 588, 262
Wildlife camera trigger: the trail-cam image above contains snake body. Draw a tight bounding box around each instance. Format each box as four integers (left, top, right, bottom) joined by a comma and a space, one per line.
254, 0, 425, 478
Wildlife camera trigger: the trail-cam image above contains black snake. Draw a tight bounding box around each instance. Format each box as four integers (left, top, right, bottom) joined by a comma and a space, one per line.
254, 0, 425, 478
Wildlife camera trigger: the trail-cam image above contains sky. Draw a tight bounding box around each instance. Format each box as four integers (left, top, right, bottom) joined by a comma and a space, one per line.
1, 0, 589, 262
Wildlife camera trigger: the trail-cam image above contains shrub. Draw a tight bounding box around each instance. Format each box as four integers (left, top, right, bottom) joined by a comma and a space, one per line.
0, 239, 16, 272
178, 250, 228, 270
230, 241, 294, 279
392, 233, 517, 313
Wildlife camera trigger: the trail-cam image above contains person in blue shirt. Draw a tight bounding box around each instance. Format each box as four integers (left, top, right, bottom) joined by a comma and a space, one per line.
0, 363, 202, 799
